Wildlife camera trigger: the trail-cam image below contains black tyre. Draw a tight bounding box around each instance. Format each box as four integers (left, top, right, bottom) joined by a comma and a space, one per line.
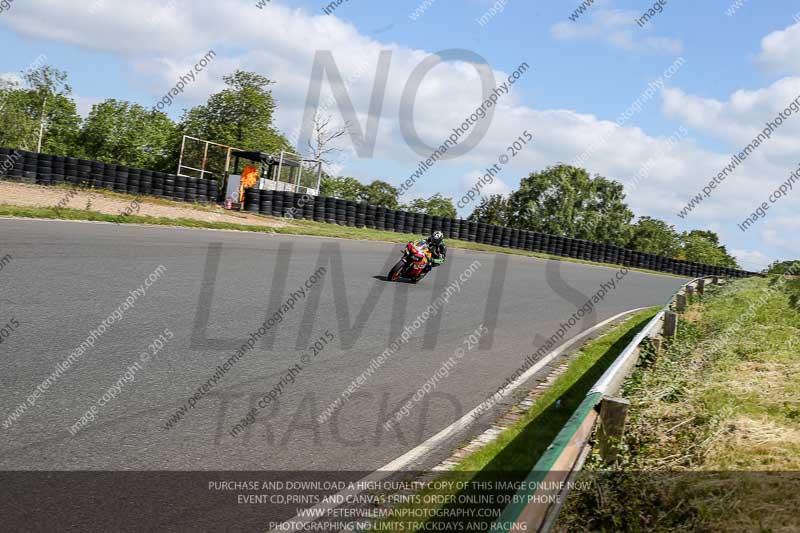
388, 260, 406, 282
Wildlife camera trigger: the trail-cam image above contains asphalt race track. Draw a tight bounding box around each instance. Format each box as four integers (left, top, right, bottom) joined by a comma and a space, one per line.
0, 219, 686, 472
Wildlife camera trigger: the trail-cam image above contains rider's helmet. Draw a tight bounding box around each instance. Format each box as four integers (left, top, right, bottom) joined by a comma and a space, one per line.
430, 230, 444, 246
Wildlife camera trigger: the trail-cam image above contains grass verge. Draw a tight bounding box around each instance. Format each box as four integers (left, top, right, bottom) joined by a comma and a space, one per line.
0, 199, 681, 278
557, 276, 800, 532
370, 308, 658, 532
0, 204, 284, 233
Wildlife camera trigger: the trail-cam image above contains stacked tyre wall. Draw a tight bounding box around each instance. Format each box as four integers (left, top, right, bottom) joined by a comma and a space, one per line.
0, 147, 756, 278
242, 188, 758, 279
0, 148, 219, 204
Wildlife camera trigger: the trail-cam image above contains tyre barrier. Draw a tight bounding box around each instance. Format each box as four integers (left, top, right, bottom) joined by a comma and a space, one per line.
239, 193, 756, 279
0, 147, 756, 278
0, 147, 219, 205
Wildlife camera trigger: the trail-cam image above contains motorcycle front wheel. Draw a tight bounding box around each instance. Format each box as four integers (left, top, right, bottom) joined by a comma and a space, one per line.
388, 260, 406, 282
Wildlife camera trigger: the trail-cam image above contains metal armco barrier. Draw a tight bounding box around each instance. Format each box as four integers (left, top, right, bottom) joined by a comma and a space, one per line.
488, 277, 719, 533
0, 147, 219, 204
0, 147, 758, 278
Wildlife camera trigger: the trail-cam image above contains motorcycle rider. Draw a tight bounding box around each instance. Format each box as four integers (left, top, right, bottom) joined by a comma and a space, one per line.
388, 231, 447, 283
422, 231, 447, 273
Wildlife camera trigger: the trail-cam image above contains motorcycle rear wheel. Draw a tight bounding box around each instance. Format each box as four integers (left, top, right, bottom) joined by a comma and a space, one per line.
388, 260, 405, 282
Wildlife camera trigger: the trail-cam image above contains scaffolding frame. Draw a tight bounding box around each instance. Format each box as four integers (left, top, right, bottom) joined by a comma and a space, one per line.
176, 135, 237, 181
177, 136, 323, 198
276, 150, 323, 196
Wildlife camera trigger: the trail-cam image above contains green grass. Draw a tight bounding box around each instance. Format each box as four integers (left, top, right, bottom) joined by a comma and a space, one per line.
371, 308, 658, 532
0, 196, 682, 277
778, 276, 800, 311
0, 204, 284, 234
557, 276, 800, 532
457, 308, 658, 473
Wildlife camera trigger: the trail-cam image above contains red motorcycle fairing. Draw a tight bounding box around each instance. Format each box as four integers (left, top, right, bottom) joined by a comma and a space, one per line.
405, 242, 428, 276
388, 241, 431, 282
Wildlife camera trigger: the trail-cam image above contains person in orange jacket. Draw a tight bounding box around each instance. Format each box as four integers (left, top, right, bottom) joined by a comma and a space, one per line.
239, 165, 259, 203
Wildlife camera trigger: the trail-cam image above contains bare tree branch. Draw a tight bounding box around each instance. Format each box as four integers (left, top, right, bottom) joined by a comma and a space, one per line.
307, 111, 348, 169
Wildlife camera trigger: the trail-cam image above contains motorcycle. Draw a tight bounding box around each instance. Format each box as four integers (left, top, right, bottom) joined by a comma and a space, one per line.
388, 241, 432, 283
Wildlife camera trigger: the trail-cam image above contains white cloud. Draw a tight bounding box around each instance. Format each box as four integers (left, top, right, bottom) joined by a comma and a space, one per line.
0, 0, 796, 263
551, 7, 683, 54
731, 249, 772, 271
757, 21, 800, 74
655, 19, 800, 263
762, 216, 800, 259
458, 171, 512, 198
663, 77, 800, 157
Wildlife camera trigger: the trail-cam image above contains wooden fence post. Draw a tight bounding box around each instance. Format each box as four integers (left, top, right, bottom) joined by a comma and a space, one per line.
651, 337, 663, 354
686, 285, 695, 303
598, 397, 631, 464
663, 311, 677, 337
676, 294, 687, 313
697, 278, 705, 295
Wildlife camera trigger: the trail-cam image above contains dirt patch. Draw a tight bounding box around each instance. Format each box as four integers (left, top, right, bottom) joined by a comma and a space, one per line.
708, 416, 800, 470
0, 181, 294, 228
683, 304, 703, 323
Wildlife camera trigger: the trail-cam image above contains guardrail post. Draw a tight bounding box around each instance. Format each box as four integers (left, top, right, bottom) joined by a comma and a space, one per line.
651, 337, 663, 354
663, 311, 677, 337
697, 278, 705, 295
598, 396, 630, 464
675, 293, 687, 313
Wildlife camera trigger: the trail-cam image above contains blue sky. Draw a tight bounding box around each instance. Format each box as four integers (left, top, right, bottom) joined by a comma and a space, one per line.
1, 0, 799, 270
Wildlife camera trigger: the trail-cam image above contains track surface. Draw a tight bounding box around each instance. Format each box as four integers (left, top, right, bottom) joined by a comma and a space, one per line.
0, 219, 686, 471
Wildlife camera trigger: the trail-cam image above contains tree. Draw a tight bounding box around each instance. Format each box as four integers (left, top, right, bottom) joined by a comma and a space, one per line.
318, 176, 398, 207
32, 93, 81, 156
468, 194, 511, 226
626, 217, 681, 257
686, 229, 721, 246
505, 165, 634, 245
0, 66, 80, 155
679, 230, 739, 268
0, 77, 38, 150
361, 180, 399, 208
306, 112, 348, 168
78, 99, 177, 169
766, 260, 800, 275
319, 175, 364, 200
23, 65, 75, 153
402, 193, 457, 219
179, 70, 290, 154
